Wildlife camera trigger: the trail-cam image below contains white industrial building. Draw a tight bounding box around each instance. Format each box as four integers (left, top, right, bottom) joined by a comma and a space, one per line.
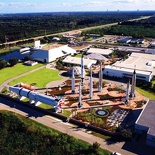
30, 44, 76, 63
86, 48, 113, 57
103, 53, 155, 82
135, 100, 155, 148
62, 56, 97, 68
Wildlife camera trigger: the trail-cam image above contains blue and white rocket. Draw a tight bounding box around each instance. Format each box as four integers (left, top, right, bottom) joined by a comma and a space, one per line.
8, 86, 63, 113
130, 69, 136, 98
71, 67, 75, 93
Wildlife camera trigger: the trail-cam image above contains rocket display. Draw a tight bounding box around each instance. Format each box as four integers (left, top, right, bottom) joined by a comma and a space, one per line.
98, 61, 103, 92
81, 55, 85, 86
8, 86, 62, 112
71, 67, 75, 93
130, 69, 136, 98
89, 65, 93, 99
125, 80, 130, 104
78, 82, 82, 108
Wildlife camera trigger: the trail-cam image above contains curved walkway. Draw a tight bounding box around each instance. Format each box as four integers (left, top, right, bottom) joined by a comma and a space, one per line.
0, 65, 45, 92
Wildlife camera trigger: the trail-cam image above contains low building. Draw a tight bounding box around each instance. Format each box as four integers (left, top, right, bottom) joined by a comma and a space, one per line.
86, 48, 113, 57
30, 44, 76, 63
117, 37, 131, 43
103, 53, 155, 82
62, 56, 97, 68
135, 100, 155, 148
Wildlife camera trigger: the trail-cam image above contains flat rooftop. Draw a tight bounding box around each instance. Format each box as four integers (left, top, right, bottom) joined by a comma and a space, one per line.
111, 52, 155, 75
42, 43, 64, 50
136, 100, 155, 136
87, 48, 113, 55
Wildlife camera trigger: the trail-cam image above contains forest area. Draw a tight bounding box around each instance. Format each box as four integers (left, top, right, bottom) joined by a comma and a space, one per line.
83, 15, 155, 39
0, 11, 155, 43
0, 111, 110, 155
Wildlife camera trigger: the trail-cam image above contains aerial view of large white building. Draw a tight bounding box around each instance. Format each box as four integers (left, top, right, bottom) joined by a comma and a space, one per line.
30, 44, 76, 63
103, 52, 155, 82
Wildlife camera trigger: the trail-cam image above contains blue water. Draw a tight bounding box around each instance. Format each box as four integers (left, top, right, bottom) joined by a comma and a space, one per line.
0, 51, 29, 62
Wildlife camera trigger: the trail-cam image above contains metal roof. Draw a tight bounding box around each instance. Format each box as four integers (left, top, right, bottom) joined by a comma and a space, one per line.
84, 53, 108, 61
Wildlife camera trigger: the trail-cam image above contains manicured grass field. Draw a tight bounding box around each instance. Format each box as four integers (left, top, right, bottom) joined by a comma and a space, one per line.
136, 87, 155, 100
0, 63, 43, 85
9, 68, 62, 88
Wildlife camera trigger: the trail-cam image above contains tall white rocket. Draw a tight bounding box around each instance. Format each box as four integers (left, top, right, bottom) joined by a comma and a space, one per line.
89, 65, 93, 99
71, 67, 75, 93
125, 80, 130, 104
130, 69, 136, 98
81, 55, 85, 86
98, 61, 103, 92
78, 82, 82, 108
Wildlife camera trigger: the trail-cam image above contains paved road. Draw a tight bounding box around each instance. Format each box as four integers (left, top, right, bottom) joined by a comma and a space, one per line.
0, 96, 138, 155
1, 96, 155, 155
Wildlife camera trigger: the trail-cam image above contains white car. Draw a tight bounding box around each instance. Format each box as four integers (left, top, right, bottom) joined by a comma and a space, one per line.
112, 152, 121, 155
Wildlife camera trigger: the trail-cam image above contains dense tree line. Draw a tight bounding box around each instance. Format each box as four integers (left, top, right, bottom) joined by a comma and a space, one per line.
0, 11, 155, 43
0, 111, 110, 155
103, 16, 155, 38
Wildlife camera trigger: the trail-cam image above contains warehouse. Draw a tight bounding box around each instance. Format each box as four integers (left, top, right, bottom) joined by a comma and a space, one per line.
30, 44, 76, 63
135, 100, 155, 148
103, 53, 155, 82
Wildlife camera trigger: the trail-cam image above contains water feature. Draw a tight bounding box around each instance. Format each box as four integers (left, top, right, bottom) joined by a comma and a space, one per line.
95, 109, 109, 117
0, 50, 29, 61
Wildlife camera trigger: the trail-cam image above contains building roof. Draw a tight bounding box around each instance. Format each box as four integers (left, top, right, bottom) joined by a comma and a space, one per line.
87, 48, 113, 56
108, 52, 155, 75
84, 53, 108, 61
136, 100, 155, 136
62, 56, 97, 68
117, 37, 131, 43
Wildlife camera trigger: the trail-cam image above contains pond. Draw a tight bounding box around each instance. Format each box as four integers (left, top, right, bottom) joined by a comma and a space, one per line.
0, 50, 29, 62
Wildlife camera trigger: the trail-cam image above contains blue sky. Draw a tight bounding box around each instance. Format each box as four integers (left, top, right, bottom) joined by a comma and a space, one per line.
0, 0, 155, 13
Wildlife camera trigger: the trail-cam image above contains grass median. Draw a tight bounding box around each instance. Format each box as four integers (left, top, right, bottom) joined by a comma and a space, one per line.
0, 63, 44, 85
9, 68, 62, 88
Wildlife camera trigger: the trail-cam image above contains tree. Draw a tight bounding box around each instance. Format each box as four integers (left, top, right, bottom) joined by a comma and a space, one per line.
23, 56, 31, 61
0, 59, 7, 69
9, 57, 18, 66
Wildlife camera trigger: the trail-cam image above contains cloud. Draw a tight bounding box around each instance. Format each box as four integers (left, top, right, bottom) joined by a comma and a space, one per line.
0, 2, 6, 6
8, 2, 42, 7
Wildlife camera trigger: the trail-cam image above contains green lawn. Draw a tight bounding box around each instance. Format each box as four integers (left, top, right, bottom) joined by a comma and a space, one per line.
9, 68, 62, 88
0, 63, 43, 85
136, 87, 155, 100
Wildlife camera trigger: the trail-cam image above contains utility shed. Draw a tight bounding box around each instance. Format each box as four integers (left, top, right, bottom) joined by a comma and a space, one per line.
135, 100, 155, 148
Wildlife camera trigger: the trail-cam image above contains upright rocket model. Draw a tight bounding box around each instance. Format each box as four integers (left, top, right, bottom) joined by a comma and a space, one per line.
125, 79, 130, 104
8, 86, 63, 113
98, 61, 103, 92
81, 54, 85, 86
78, 82, 83, 108
89, 65, 93, 99
130, 69, 136, 98
71, 67, 75, 93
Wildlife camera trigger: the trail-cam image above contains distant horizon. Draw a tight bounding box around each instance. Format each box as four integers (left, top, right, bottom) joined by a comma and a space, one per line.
1, 10, 155, 15
1, 0, 155, 14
